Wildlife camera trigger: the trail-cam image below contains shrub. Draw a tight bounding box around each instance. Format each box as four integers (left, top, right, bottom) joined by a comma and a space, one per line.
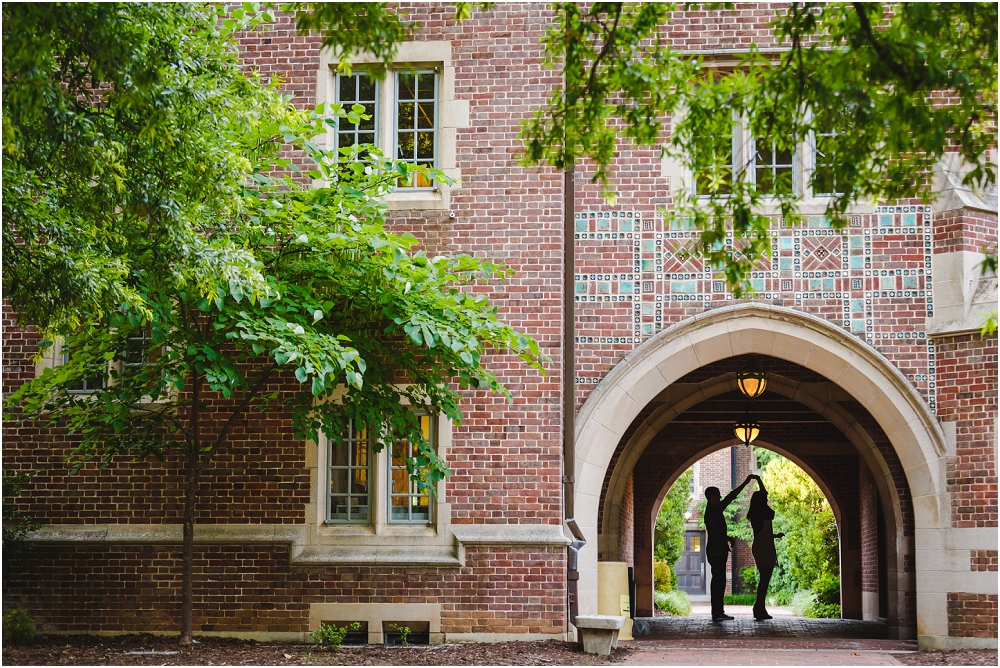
789, 590, 816, 617
768, 589, 795, 606
3, 609, 35, 646
811, 571, 841, 605
805, 602, 842, 619
654, 589, 691, 616
739, 566, 758, 594
723, 594, 756, 606
310, 622, 360, 651
653, 561, 672, 593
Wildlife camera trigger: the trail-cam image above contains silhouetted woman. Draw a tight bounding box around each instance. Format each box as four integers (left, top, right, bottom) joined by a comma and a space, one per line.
747, 484, 784, 621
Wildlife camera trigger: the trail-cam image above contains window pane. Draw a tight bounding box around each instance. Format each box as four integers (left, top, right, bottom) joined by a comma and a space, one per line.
417, 102, 435, 130
398, 101, 415, 130
397, 132, 414, 160
358, 103, 376, 131
339, 75, 357, 101
330, 469, 349, 495
694, 131, 733, 196
398, 73, 416, 100
416, 72, 434, 99
357, 74, 376, 100
417, 132, 434, 159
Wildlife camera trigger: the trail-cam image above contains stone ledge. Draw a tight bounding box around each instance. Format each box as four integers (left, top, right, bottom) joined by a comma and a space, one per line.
26, 522, 570, 567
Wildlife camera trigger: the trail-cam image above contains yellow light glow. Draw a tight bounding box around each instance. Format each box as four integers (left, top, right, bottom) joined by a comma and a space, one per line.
733, 420, 761, 445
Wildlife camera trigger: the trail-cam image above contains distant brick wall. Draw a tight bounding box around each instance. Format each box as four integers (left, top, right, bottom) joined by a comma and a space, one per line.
933, 210, 998, 255
859, 463, 880, 593
947, 593, 999, 639
619, 473, 634, 567
970, 550, 998, 572
3, 543, 566, 636
936, 333, 999, 528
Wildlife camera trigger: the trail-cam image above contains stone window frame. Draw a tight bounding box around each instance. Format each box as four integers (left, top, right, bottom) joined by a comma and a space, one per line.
37, 330, 168, 402
308, 390, 451, 546
318, 41, 468, 212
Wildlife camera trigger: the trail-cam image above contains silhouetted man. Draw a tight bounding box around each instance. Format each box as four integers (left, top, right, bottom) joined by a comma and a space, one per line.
704, 474, 759, 621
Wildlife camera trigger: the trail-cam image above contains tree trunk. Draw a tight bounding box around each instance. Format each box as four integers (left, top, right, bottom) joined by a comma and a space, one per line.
179, 372, 200, 645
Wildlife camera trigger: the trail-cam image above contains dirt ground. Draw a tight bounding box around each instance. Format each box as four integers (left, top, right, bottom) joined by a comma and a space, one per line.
3, 634, 997, 666
1, 634, 634, 666
894, 649, 998, 666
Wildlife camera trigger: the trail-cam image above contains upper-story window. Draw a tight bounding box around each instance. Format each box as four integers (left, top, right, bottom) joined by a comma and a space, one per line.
389, 413, 434, 522
693, 131, 735, 197
753, 137, 795, 196
329, 420, 371, 523
335, 73, 378, 155
61, 344, 104, 393
333, 69, 438, 189
812, 129, 841, 196
394, 71, 437, 188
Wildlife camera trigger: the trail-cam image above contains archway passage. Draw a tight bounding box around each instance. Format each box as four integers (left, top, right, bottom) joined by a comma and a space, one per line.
602, 357, 912, 636
574, 304, 946, 643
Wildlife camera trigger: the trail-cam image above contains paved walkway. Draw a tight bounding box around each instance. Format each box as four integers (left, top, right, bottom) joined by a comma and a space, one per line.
625, 607, 917, 666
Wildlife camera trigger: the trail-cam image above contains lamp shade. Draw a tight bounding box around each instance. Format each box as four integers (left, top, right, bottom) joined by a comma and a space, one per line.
733, 419, 761, 445
736, 360, 767, 398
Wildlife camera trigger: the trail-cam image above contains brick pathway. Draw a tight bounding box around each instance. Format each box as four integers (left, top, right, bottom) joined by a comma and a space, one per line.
625, 611, 917, 665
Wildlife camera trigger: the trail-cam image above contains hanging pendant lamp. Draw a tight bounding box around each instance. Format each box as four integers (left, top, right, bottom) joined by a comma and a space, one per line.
736, 358, 767, 399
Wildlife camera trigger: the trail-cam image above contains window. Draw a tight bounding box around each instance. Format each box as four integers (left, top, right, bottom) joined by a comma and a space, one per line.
813, 130, 840, 196
333, 69, 438, 189
326, 413, 435, 525
394, 71, 437, 188
61, 344, 104, 393
321, 41, 465, 211
328, 420, 371, 523
693, 130, 735, 196
334, 72, 378, 155
753, 137, 795, 196
389, 414, 434, 522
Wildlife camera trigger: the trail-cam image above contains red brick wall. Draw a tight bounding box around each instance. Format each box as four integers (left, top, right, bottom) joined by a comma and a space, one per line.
2, 544, 565, 636
935, 333, 999, 527
859, 462, 880, 594
970, 550, 998, 572
619, 473, 635, 567
933, 210, 998, 255
947, 593, 999, 639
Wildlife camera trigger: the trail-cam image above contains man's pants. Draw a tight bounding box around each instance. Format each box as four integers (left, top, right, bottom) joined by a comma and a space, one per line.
708, 552, 729, 618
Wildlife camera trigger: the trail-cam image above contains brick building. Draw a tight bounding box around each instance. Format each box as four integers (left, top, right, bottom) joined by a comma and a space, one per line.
3, 3, 997, 650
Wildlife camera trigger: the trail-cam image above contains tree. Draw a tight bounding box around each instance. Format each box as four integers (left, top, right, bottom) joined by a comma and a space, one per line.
654, 467, 693, 586
7, 108, 544, 643
759, 454, 839, 593
520, 2, 997, 295
4, 3, 544, 645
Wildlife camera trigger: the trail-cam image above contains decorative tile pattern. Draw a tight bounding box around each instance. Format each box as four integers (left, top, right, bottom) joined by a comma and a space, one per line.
572, 205, 936, 412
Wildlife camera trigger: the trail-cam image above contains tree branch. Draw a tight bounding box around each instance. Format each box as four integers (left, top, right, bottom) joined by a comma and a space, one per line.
194, 362, 278, 478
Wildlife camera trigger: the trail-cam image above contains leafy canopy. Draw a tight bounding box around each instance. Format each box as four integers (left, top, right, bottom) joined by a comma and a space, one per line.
7, 102, 545, 487
1, 2, 287, 333
521, 2, 998, 296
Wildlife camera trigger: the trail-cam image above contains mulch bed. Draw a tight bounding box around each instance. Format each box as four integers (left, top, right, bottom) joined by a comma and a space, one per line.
2, 634, 635, 666
895, 649, 998, 666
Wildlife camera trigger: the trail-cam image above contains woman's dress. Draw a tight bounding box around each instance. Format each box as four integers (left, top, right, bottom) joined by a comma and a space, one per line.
752, 505, 777, 571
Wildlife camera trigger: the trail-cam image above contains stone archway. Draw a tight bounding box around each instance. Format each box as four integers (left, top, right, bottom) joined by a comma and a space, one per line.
598, 371, 910, 631
573, 303, 951, 647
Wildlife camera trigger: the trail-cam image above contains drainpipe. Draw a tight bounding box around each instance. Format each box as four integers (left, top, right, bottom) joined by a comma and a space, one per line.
563, 164, 582, 627
730, 445, 739, 595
